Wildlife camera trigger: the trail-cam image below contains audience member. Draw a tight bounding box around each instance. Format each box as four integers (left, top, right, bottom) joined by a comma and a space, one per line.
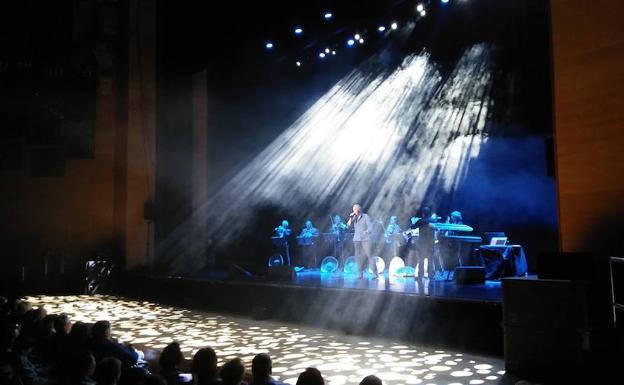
94, 357, 121, 385
191, 347, 220, 385
65, 350, 96, 385
159, 342, 184, 385
219, 358, 245, 385
91, 321, 138, 369
250, 353, 287, 385
359, 375, 382, 385
295, 368, 323, 385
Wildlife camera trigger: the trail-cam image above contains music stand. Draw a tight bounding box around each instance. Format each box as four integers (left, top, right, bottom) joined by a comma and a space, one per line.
271, 236, 290, 266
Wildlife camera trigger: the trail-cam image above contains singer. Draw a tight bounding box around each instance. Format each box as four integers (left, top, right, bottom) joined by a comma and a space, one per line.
347, 204, 378, 279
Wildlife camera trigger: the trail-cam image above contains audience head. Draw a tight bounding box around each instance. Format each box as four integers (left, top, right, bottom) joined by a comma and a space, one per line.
92, 320, 112, 342
71, 351, 96, 380
359, 375, 382, 385
54, 313, 72, 334
191, 347, 218, 380
220, 358, 245, 385
251, 353, 272, 380
296, 368, 324, 385
95, 357, 122, 385
160, 341, 184, 371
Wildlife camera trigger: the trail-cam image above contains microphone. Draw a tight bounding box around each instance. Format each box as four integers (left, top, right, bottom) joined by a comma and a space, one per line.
349, 212, 356, 218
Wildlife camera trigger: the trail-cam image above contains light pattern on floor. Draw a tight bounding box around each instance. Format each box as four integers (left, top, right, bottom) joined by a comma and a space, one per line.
25, 295, 505, 385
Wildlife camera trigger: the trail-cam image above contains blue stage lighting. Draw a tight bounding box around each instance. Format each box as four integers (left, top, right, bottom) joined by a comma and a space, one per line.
343, 256, 358, 274
320, 256, 339, 273
441, 0, 450, 3
319, 52, 326, 58
265, 42, 274, 49
378, 25, 386, 32
324, 12, 333, 19
347, 39, 355, 46
294, 27, 303, 35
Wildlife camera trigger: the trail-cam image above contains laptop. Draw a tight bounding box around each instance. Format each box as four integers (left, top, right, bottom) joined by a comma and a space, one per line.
489, 236, 508, 246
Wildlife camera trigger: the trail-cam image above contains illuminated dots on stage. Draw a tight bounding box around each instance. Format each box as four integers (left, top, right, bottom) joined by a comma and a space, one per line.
420, 10, 427, 17
295, 61, 301, 67
324, 48, 330, 53
417, 4, 425, 12
265, 42, 274, 49
294, 27, 303, 35
319, 52, 326, 58
391, 22, 398, 30
347, 39, 355, 46
451, 370, 474, 377
324, 12, 333, 20
378, 25, 386, 32
354, 33, 361, 40
359, 38, 365, 44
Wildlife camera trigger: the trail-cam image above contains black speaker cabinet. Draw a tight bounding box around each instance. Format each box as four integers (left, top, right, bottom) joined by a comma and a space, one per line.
454, 266, 485, 285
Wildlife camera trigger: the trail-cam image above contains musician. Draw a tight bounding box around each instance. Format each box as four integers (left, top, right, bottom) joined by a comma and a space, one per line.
299, 220, 319, 238
274, 220, 292, 238
384, 216, 402, 241
330, 214, 348, 237
444, 211, 463, 236
410, 206, 437, 279
297, 220, 319, 269
274, 220, 292, 265
347, 204, 378, 279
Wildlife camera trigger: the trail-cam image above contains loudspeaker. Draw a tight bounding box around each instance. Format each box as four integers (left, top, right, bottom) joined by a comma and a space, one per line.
454, 266, 485, 285
266, 266, 296, 282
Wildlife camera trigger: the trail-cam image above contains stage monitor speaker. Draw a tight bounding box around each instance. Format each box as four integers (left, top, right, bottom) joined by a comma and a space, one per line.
454, 266, 485, 285
267, 266, 296, 282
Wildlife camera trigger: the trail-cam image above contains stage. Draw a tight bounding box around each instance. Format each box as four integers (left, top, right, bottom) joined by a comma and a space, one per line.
116, 268, 515, 356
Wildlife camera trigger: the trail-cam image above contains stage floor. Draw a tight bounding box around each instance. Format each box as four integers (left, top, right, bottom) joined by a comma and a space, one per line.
24, 295, 515, 385
277, 269, 506, 302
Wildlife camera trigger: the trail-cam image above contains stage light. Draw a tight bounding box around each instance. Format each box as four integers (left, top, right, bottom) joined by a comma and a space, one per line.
420, 10, 427, 17
319, 52, 326, 58
268, 254, 284, 267
347, 39, 355, 46
442, 0, 450, 3
343, 256, 358, 274
378, 25, 386, 32
389, 257, 405, 276
391, 22, 398, 30
296, 61, 301, 67
416, 3, 425, 12
354, 33, 361, 40
294, 27, 303, 35
265, 42, 274, 49
325, 48, 330, 54
359, 38, 364, 44
366, 257, 386, 275
320, 256, 339, 273
324, 12, 333, 19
